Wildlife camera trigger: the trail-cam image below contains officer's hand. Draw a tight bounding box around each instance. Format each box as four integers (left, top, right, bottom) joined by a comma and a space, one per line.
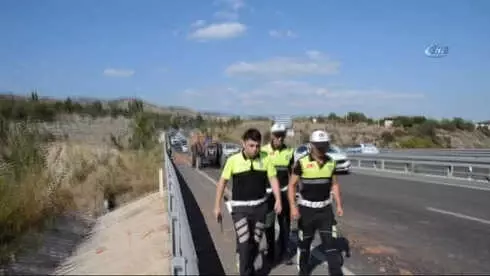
274, 201, 282, 214
291, 206, 300, 220
336, 205, 344, 217
213, 207, 222, 221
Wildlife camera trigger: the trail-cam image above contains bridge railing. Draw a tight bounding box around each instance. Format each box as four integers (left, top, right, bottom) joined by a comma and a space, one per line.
161, 133, 199, 275
348, 154, 490, 182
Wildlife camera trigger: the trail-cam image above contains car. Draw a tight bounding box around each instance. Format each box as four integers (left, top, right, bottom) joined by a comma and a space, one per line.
181, 141, 189, 153
326, 145, 352, 173
344, 143, 379, 154
293, 143, 351, 174
219, 142, 242, 167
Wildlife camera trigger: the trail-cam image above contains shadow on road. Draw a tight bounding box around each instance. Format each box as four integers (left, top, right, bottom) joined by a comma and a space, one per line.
174, 164, 226, 276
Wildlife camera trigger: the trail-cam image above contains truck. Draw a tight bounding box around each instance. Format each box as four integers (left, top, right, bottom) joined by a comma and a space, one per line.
189, 130, 222, 169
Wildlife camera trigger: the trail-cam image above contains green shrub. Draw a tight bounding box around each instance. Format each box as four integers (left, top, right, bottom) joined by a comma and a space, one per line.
399, 137, 438, 148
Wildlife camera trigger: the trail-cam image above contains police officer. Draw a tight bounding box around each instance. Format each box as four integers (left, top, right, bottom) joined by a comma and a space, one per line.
287, 130, 344, 276
262, 123, 295, 264
214, 128, 283, 276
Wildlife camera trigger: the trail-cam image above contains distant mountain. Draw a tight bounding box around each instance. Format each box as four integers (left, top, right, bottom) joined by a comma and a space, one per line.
0, 92, 237, 119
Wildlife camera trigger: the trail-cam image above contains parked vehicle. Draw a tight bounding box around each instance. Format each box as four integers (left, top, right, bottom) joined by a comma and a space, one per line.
293, 143, 351, 174
180, 141, 189, 153
189, 131, 222, 169
344, 143, 380, 154
220, 142, 241, 168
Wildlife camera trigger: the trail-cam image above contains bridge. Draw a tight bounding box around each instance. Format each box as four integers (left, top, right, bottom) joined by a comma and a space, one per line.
164, 136, 490, 275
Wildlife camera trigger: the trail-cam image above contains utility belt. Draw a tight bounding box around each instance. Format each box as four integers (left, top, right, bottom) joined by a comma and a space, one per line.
225, 197, 267, 215
266, 186, 288, 193
297, 196, 332, 208
229, 196, 267, 207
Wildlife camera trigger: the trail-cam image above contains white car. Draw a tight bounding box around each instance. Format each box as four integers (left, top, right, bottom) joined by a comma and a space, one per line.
293, 144, 351, 174
181, 143, 188, 153
220, 142, 242, 167
344, 143, 379, 154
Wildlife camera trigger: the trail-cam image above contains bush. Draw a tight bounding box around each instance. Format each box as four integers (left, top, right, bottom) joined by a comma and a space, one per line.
0, 119, 55, 262
399, 137, 438, 148
380, 131, 395, 144
0, 114, 163, 263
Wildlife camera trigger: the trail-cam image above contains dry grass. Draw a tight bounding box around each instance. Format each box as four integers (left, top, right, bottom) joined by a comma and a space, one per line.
214, 120, 384, 146
215, 119, 490, 148
0, 141, 163, 264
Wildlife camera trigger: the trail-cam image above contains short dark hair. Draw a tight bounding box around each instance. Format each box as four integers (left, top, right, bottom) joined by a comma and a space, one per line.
242, 128, 262, 143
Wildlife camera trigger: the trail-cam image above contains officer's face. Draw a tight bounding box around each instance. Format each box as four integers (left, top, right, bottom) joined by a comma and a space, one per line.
242, 139, 260, 158
311, 142, 330, 153
271, 132, 286, 147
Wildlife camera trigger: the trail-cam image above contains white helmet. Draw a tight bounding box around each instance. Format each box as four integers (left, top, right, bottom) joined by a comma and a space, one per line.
310, 130, 330, 143
270, 123, 287, 133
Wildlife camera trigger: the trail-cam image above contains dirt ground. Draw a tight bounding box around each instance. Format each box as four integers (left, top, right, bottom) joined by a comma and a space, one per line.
54, 192, 171, 275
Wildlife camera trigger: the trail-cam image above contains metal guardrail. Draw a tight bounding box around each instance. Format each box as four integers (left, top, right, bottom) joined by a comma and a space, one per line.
348, 155, 490, 182
347, 153, 490, 164
378, 148, 490, 158
160, 133, 199, 276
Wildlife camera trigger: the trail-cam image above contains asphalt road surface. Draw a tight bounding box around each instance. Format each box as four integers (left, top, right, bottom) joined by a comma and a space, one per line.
172, 156, 368, 275
194, 165, 490, 275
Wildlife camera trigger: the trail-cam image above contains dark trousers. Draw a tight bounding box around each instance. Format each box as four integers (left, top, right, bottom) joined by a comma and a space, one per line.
232, 202, 268, 276
264, 191, 291, 261
298, 205, 343, 276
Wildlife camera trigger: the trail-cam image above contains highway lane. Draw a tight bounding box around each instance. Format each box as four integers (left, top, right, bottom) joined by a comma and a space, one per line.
174, 163, 358, 275
201, 167, 490, 274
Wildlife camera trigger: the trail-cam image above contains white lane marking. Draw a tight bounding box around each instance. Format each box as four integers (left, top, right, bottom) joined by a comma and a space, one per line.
197, 168, 355, 275
426, 207, 490, 225
194, 168, 234, 214
353, 168, 490, 192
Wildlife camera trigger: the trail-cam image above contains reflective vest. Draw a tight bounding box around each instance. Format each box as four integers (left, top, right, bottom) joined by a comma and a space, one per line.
261, 143, 294, 189
298, 155, 336, 202
221, 151, 276, 202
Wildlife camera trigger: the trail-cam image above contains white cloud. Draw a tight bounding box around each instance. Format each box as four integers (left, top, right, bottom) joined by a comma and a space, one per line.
214, 0, 245, 11
191, 20, 206, 28
103, 68, 134, 77
214, 10, 239, 20
180, 81, 424, 113
212, 0, 246, 21
225, 51, 340, 77
305, 50, 323, 60
188, 22, 247, 41
269, 29, 297, 38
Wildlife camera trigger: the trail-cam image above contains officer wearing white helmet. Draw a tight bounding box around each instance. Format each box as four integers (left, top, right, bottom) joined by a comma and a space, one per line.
261, 123, 295, 264
287, 130, 345, 275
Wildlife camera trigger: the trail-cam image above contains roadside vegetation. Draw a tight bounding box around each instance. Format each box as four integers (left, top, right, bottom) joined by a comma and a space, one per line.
0, 92, 180, 264
211, 112, 490, 148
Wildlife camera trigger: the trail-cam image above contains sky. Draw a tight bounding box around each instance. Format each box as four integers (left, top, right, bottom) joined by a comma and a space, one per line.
1, 0, 489, 121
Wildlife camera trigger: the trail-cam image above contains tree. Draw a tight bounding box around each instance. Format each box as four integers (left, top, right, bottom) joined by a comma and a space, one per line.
327, 112, 339, 121
64, 98, 74, 113
128, 99, 144, 115
129, 113, 157, 150
195, 114, 204, 128
30, 91, 39, 101
345, 112, 367, 123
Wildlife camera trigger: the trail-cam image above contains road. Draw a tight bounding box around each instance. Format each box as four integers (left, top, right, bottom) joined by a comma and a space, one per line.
172, 154, 372, 275
194, 165, 490, 274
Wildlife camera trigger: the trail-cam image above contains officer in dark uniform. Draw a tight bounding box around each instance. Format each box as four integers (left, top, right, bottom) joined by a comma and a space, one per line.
262, 123, 295, 264
288, 130, 345, 276
214, 128, 283, 276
